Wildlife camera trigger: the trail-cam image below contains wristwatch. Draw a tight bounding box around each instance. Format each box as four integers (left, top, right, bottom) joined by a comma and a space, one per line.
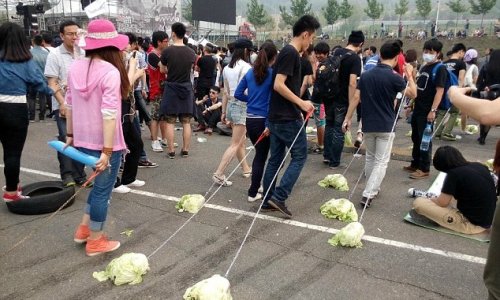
431, 108, 438, 112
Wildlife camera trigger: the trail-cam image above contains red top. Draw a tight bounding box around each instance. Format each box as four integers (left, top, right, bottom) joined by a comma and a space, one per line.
147, 50, 165, 99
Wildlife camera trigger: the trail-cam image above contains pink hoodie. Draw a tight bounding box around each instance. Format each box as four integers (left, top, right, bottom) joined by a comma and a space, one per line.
65, 58, 126, 151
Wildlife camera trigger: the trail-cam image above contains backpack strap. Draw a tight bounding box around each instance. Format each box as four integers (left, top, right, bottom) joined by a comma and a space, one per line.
431, 62, 443, 82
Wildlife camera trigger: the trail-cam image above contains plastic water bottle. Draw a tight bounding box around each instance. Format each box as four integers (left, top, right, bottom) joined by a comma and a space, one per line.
420, 122, 432, 152
407, 188, 438, 198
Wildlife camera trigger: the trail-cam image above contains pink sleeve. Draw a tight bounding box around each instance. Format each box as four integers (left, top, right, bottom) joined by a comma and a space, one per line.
65, 71, 72, 105
100, 69, 121, 111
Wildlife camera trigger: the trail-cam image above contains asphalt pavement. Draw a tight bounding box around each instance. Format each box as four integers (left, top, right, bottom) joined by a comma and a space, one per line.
0, 116, 497, 299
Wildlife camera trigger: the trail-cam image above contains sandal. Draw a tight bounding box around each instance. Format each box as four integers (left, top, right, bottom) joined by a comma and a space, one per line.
242, 169, 252, 178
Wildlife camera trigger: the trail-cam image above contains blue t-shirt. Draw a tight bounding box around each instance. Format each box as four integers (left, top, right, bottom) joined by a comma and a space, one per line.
364, 55, 379, 72
234, 67, 273, 118
358, 63, 406, 132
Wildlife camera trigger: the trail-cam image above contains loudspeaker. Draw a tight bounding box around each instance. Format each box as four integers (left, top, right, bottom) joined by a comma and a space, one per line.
191, 0, 236, 25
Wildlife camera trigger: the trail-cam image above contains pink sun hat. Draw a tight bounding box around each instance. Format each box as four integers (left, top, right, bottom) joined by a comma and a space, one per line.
82, 19, 128, 51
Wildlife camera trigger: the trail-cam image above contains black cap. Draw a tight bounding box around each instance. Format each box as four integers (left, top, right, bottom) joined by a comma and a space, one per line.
348, 31, 365, 44
234, 38, 253, 50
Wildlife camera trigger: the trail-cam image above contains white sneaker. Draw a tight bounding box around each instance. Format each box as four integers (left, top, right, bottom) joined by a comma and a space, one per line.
248, 193, 262, 202
212, 174, 233, 187
258, 186, 263, 193
126, 179, 145, 187
151, 140, 163, 152
113, 185, 131, 194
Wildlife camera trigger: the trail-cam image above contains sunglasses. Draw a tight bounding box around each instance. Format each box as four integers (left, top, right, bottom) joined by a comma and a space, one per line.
209, 91, 218, 94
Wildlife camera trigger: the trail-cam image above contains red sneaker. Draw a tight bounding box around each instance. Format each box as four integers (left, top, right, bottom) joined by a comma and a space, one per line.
74, 224, 90, 244
2, 185, 29, 202
86, 235, 120, 256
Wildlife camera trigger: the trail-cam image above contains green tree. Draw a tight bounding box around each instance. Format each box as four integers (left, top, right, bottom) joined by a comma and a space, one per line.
279, 0, 312, 26
415, 0, 432, 24
339, 0, 353, 37
447, 0, 467, 34
182, 0, 192, 24
247, 0, 271, 28
322, 0, 341, 33
394, 0, 409, 22
469, 0, 496, 27
364, 0, 384, 32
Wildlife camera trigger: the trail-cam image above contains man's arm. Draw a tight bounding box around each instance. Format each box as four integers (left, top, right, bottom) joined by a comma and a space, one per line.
343, 89, 360, 132
47, 77, 66, 116
427, 87, 444, 122
274, 74, 313, 113
458, 69, 465, 87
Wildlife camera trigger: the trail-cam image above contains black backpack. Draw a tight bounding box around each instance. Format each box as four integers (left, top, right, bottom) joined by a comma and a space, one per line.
312, 50, 354, 103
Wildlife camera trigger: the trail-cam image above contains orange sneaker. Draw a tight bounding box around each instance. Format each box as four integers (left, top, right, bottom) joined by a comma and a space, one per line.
86, 235, 120, 256
73, 224, 90, 243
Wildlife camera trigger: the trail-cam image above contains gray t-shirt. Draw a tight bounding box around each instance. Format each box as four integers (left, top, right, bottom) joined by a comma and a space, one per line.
44, 45, 77, 111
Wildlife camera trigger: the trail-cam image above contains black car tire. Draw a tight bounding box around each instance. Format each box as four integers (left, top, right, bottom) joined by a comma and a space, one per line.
5, 181, 76, 215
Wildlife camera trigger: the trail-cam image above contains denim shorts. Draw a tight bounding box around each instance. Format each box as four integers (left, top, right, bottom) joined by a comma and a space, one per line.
226, 98, 247, 125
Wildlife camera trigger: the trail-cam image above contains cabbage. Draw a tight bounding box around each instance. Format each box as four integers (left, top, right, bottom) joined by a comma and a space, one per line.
183, 274, 233, 300
485, 159, 494, 171
176, 194, 206, 213
92, 253, 149, 285
320, 198, 358, 222
466, 124, 478, 134
344, 131, 353, 147
306, 126, 314, 134
318, 174, 349, 191
328, 222, 365, 248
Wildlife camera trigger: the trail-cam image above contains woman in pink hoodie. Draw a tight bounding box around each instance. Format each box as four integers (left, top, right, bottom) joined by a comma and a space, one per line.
65, 20, 130, 256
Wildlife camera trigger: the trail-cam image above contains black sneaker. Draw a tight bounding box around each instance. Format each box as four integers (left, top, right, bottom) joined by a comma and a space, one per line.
260, 203, 278, 212
181, 150, 189, 157
268, 199, 292, 219
138, 160, 158, 168
360, 197, 373, 208
167, 152, 175, 159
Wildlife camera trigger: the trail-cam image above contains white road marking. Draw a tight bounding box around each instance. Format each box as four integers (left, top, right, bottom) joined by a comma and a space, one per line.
3, 165, 487, 265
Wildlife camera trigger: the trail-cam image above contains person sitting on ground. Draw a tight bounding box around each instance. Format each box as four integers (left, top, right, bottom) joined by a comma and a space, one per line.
197, 86, 222, 134
412, 145, 496, 235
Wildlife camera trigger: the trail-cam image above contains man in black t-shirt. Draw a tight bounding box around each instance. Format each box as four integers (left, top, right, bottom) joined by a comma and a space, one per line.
405, 39, 447, 179
262, 15, 319, 219
323, 31, 364, 169
159, 22, 196, 158
195, 46, 216, 100
435, 43, 466, 141
413, 146, 496, 234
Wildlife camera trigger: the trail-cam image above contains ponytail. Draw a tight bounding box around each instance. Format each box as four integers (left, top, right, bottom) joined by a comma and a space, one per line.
253, 42, 277, 85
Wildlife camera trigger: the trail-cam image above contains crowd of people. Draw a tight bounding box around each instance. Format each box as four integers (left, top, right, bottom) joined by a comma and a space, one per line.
0, 14, 499, 297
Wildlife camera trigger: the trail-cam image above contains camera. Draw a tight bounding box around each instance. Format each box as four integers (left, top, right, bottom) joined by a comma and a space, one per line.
475, 84, 500, 100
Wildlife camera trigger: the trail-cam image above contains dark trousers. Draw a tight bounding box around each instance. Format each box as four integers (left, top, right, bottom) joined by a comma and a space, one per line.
324, 103, 347, 167
54, 110, 86, 183
484, 204, 500, 299
0, 103, 28, 191
203, 109, 222, 128
27, 87, 48, 121
410, 115, 432, 172
246, 118, 270, 197
120, 119, 143, 185
134, 90, 151, 125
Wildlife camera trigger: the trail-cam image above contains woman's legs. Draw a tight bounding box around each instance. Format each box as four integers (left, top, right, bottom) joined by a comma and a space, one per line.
0, 103, 28, 193
246, 118, 270, 197
214, 124, 250, 176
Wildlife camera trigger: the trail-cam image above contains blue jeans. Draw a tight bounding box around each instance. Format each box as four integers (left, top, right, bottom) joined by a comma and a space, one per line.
263, 120, 307, 204
54, 111, 86, 183
324, 104, 347, 167
79, 148, 121, 231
